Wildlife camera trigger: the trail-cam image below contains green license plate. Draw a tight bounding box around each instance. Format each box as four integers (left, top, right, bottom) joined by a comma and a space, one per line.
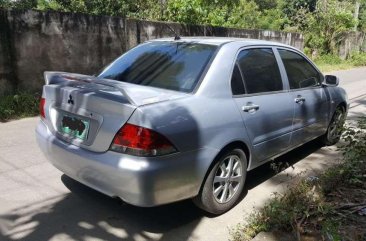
60, 114, 90, 140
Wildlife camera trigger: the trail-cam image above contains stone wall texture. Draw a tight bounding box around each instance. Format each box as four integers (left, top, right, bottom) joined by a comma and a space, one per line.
0, 9, 305, 95
339, 31, 366, 59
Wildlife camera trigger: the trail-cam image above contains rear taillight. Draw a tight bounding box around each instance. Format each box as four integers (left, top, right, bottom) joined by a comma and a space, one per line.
40, 98, 46, 119
110, 123, 177, 156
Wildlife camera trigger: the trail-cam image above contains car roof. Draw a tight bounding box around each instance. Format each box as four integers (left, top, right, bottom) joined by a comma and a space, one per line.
149, 36, 297, 50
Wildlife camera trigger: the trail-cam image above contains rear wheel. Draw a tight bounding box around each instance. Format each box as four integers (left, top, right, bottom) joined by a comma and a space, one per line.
193, 148, 247, 215
321, 106, 346, 146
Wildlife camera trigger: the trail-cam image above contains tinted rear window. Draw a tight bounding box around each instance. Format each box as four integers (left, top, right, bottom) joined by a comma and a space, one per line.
237, 48, 283, 94
98, 42, 217, 92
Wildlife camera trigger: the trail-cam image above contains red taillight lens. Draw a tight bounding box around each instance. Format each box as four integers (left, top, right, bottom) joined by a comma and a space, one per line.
40, 98, 46, 119
110, 123, 177, 156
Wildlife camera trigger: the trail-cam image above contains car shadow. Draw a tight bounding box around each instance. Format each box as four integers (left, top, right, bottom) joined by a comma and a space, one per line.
245, 138, 323, 190
61, 174, 204, 234
0, 139, 328, 241
348, 98, 366, 121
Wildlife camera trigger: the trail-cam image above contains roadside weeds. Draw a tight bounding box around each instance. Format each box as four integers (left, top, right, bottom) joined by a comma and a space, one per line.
314, 53, 366, 72
230, 117, 366, 241
0, 91, 40, 122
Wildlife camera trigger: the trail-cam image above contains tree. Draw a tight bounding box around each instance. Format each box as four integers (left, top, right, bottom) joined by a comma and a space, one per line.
359, 1, 366, 31
36, 0, 162, 19
166, 0, 206, 25
280, 0, 317, 29
305, 0, 356, 54
254, 0, 278, 10
0, 0, 37, 9
225, 0, 262, 29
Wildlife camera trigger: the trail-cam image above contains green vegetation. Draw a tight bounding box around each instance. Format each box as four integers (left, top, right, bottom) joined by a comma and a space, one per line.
0, 91, 40, 122
230, 118, 366, 241
1, 0, 366, 57
314, 52, 366, 72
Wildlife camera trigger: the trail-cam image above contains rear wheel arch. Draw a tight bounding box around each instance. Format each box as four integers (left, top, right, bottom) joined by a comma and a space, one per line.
194, 142, 249, 214
199, 141, 250, 192
213, 141, 250, 170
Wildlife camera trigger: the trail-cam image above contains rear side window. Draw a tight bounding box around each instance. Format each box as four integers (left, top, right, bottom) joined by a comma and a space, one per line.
98, 42, 217, 92
236, 48, 283, 94
278, 49, 321, 89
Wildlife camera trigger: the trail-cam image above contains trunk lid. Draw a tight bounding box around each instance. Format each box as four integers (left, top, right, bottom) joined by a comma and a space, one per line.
41, 72, 188, 152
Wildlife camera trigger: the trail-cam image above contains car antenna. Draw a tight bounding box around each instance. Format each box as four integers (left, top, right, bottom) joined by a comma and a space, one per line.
165, 23, 181, 40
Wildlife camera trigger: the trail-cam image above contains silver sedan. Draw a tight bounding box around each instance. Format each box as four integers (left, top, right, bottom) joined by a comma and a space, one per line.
36, 37, 348, 214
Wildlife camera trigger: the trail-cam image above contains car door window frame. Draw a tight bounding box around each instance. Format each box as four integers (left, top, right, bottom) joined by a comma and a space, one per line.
274, 47, 324, 92
231, 62, 247, 95
231, 46, 288, 98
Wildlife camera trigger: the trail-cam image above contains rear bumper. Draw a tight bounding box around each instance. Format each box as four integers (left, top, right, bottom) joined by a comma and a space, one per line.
36, 120, 215, 207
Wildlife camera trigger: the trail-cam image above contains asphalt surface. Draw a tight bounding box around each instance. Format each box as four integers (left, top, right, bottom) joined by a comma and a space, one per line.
0, 67, 365, 241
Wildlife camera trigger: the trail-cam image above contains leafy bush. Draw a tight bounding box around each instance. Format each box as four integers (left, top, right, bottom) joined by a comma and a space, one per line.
230, 177, 331, 241
231, 117, 366, 241
313, 53, 366, 72
314, 54, 343, 65
318, 117, 366, 191
0, 91, 40, 122
304, 0, 356, 55
348, 52, 366, 67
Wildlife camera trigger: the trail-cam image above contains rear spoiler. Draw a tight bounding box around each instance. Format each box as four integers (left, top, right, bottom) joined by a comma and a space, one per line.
44, 71, 138, 106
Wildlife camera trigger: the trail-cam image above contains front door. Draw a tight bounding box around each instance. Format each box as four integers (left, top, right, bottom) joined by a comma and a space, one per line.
277, 49, 328, 146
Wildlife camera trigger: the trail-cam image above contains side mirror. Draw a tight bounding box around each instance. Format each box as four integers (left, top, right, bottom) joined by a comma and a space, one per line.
323, 75, 339, 86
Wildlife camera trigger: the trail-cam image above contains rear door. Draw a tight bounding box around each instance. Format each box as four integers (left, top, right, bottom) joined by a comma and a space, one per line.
276, 48, 328, 147
232, 47, 294, 162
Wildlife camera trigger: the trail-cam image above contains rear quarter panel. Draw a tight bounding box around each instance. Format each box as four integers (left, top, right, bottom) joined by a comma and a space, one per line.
127, 95, 253, 178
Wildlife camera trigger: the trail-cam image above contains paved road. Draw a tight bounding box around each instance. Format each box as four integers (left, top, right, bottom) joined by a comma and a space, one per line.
0, 68, 365, 241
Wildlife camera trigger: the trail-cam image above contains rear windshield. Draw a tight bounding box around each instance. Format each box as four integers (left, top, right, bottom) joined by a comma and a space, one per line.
98, 42, 217, 92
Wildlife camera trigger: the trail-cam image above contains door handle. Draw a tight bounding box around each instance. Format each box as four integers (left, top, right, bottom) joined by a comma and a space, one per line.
242, 104, 260, 112
295, 96, 306, 103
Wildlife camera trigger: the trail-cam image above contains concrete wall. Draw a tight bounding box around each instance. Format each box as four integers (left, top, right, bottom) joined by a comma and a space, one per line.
339, 31, 366, 59
0, 9, 305, 95
0, 10, 17, 95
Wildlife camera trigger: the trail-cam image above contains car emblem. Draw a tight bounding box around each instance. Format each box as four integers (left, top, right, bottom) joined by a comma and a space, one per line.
67, 94, 74, 105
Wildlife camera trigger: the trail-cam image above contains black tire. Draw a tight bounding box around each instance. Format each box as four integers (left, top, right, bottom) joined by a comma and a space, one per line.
321, 106, 346, 146
193, 148, 247, 215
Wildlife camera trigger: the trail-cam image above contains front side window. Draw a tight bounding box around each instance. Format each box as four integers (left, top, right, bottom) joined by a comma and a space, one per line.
236, 48, 283, 94
278, 49, 321, 89
98, 42, 217, 92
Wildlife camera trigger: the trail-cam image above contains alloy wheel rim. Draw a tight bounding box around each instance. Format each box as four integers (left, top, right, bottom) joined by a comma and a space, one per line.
212, 155, 243, 204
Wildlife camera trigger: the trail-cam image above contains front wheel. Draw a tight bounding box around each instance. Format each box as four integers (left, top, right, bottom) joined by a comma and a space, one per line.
321, 106, 346, 146
193, 148, 247, 215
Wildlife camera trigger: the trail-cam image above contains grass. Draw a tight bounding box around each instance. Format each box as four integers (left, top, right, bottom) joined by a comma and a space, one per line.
0, 91, 40, 122
230, 117, 366, 241
314, 53, 366, 72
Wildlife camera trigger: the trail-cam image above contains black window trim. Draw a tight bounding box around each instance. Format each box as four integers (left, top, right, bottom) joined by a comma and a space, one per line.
231, 45, 288, 98
274, 47, 324, 92
230, 62, 247, 96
